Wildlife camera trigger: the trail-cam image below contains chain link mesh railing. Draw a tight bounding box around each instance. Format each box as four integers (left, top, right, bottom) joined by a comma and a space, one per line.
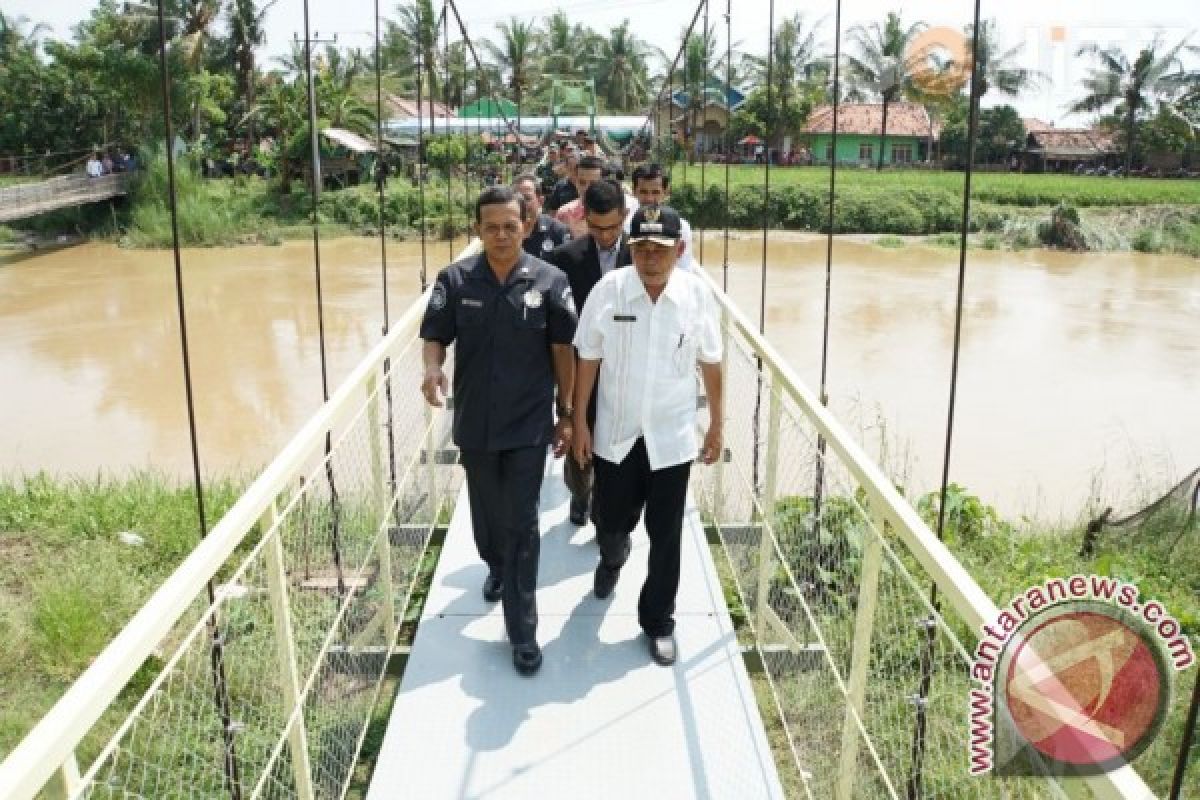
0, 289, 458, 800
691, 270, 1156, 800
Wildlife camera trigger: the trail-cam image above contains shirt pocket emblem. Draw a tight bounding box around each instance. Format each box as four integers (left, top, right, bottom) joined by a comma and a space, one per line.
523, 289, 543, 309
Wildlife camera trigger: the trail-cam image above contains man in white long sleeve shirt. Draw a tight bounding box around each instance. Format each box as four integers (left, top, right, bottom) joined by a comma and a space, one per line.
571, 204, 724, 667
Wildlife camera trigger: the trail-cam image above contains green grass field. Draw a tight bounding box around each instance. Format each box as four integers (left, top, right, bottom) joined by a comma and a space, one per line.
673, 165, 1200, 207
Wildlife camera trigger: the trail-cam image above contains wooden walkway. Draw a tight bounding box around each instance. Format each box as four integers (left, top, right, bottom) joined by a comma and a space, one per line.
0, 174, 128, 223
367, 455, 784, 799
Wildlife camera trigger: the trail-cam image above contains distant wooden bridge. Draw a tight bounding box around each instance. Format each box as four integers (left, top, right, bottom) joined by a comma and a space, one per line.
0, 173, 129, 224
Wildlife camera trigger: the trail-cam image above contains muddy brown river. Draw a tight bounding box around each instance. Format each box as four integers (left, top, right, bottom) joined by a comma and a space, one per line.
1, 234, 1197, 519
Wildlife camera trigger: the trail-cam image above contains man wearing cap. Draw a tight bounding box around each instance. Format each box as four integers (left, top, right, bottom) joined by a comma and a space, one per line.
420, 186, 577, 676
546, 179, 632, 528
513, 173, 571, 259
571, 204, 724, 667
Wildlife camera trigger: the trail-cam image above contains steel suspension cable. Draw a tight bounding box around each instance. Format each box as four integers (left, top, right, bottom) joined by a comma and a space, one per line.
301, 0, 347, 598
698, 0, 709, 264
721, 0, 731, 291
154, 1, 242, 796
629, 0, 708, 148
373, 0, 401, 517
907, 0, 984, 795
809, 0, 845, 565
443, 0, 455, 260
416, 25, 429, 291
750, 0, 776, 499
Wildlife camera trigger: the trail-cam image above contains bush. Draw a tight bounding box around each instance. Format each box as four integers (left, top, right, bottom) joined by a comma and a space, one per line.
1037, 203, 1088, 250
1131, 228, 1163, 253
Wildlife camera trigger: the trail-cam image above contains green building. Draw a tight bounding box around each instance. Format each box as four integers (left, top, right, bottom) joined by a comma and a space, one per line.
459, 97, 518, 119
801, 102, 939, 165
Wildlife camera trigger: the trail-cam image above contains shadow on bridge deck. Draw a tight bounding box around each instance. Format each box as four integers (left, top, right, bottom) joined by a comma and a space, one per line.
367, 455, 784, 799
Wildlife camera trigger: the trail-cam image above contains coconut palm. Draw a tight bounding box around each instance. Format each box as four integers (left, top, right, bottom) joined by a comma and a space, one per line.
0, 12, 50, 55
228, 0, 276, 123
845, 11, 926, 170
592, 21, 656, 112
1071, 35, 1192, 175
485, 17, 537, 132
965, 19, 1040, 101
539, 11, 594, 79
742, 13, 825, 143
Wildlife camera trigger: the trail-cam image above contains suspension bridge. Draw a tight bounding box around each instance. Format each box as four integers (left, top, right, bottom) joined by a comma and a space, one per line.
0, 174, 129, 225
0, 0, 1194, 796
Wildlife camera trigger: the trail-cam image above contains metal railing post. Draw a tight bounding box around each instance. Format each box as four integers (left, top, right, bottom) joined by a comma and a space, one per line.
424, 403, 438, 517
366, 375, 386, 513
712, 313, 730, 526
49, 755, 80, 800
755, 373, 784, 637
835, 501, 886, 800
366, 374, 397, 643
261, 502, 317, 800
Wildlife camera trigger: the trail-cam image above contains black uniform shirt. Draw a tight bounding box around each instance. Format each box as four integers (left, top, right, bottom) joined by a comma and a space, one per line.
544, 178, 578, 213
522, 214, 571, 259
420, 252, 578, 452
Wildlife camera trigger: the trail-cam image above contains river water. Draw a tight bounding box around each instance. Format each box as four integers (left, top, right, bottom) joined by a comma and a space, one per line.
1, 235, 1197, 519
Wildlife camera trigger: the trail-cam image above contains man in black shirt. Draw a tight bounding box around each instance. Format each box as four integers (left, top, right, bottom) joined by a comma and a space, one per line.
420, 187, 577, 675
513, 173, 570, 259
543, 145, 580, 213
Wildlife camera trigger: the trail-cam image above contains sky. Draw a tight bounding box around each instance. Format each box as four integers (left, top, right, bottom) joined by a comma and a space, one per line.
11, 0, 1200, 125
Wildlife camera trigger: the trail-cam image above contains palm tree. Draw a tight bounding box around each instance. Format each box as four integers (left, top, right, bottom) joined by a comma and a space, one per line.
392, 0, 440, 124
539, 11, 592, 79
845, 11, 926, 170
965, 19, 1040, 101
743, 13, 825, 145
592, 21, 655, 112
0, 12, 50, 55
486, 17, 536, 134
228, 0, 277, 128
1071, 35, 1192, 175
178, 0, 222, 136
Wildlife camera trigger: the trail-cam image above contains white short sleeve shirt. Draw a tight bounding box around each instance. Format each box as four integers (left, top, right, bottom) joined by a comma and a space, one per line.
574, 264, 723, 470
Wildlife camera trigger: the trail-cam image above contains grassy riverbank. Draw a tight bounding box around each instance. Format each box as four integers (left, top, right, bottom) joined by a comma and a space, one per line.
2, 472, 1195, 792
3, 163, 1200, 257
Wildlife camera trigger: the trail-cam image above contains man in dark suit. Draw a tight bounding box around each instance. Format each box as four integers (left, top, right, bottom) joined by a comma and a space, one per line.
547, 179, 632, 526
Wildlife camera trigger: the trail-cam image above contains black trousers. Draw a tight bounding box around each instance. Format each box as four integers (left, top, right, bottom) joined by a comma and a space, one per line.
460, 446, 545, 646
563, 453, 593, 514
592, 438, 692, 637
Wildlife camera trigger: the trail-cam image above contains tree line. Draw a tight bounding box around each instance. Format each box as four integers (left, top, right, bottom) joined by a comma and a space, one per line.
1, 3, 1197, 175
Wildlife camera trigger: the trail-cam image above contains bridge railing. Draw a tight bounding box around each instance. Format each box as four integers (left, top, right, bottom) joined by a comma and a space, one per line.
0, 173, 128, 223
0, 288, 454, 800
692, 270, 1155, 800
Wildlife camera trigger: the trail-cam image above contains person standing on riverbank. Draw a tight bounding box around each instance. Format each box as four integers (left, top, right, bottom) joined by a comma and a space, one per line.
419, 186, 577, 676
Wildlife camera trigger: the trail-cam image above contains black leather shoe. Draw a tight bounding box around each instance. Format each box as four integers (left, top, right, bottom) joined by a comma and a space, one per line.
512, 642, 543, 675
593, 562, 620, 599
569, 495, 589, 526
481, 572, 503, 603
593, 538, 630, 599
647, 634, 677, 666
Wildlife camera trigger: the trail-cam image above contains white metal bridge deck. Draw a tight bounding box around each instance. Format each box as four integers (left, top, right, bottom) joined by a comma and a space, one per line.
367, 458, 782, 799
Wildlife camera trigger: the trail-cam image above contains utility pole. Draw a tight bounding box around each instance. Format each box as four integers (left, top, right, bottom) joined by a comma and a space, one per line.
295, 21, 337, 199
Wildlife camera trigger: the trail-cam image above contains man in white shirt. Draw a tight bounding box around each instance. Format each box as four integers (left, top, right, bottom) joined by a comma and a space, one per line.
571, 204, 724, 666
631, 163, 696, 271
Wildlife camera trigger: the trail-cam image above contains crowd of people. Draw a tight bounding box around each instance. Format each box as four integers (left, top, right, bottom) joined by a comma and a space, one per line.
84, 150, 136, 177
418, 160, 721, 676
